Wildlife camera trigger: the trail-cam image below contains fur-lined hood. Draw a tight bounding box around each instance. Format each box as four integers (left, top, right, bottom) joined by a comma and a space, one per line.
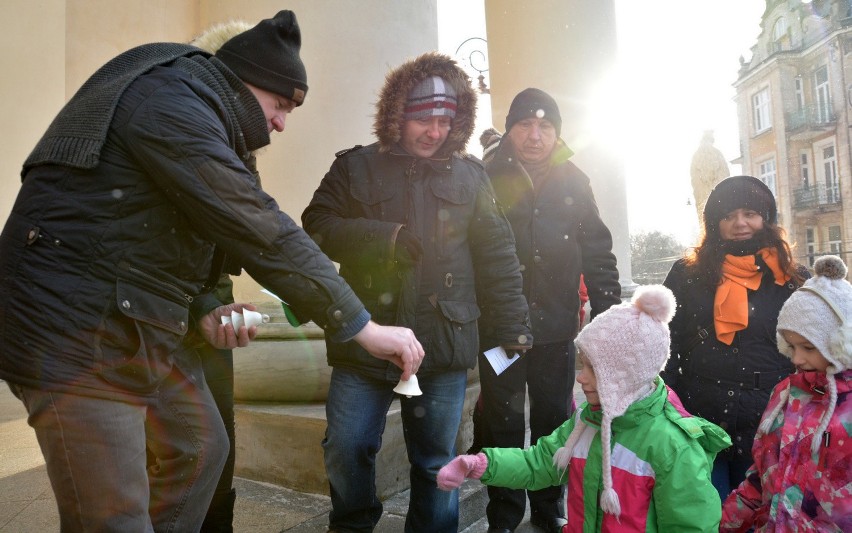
190, 20, 253, 53
373, 52, 477, 157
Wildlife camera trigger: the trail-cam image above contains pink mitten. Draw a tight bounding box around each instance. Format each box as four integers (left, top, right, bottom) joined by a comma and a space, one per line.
436, 453, 488, 491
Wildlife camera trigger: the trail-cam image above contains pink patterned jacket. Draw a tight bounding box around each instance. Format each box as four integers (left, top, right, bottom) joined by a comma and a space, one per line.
720, 370, 852, 532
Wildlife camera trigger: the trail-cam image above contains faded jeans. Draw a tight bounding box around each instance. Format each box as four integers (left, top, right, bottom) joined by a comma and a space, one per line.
323, 367, 468, 533
9, 366, 227, 532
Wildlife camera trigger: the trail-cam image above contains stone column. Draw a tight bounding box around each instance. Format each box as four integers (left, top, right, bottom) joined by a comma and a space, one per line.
484, 0, 636, 294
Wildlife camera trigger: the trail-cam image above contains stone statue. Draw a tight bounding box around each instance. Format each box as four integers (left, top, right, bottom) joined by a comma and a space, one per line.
690, 130, 730, 221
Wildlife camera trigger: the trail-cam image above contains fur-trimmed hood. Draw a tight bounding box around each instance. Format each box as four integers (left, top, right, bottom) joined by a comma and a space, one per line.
373, 52, 477, 157
190, 20, 253, 53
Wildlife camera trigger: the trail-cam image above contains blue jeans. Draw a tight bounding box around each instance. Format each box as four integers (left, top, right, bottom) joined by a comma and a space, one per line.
711, 453, 753, 501
9, 366, 228, 532
323, 368, 468, 533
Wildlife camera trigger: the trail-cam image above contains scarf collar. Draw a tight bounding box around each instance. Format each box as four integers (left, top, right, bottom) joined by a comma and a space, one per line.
714, 247, 788, 344
208, 57, 270, 154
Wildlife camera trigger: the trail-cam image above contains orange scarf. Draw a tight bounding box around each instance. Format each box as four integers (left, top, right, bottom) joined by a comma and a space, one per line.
714, 248, 788, 345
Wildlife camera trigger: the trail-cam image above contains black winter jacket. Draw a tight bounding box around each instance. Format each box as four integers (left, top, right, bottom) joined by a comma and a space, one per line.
662, 257, 805, 459
484, 138, 621, 344
301, 53, 531, 380
0, 50, 366, 401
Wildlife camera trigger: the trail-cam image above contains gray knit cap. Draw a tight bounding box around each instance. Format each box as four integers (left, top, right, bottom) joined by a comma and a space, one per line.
403, 76, 457, 120
769, 254, 851, 454
777, 255, 851, 372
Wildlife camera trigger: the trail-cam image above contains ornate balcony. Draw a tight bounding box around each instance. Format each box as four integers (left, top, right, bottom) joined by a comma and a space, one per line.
786, 104, 836, 141
792, 182, 842, 210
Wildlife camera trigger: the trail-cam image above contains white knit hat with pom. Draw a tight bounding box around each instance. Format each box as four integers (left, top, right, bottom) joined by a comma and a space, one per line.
763, 255, 852, 453
567, 284, 676, 518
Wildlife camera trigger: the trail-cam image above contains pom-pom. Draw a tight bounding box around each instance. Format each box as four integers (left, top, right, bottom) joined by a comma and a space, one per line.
599, 487, 622, 517
814, 255, 847, 280
479, 127, 501, 148
632, 285, 676, 324
552, 446, 572, 470
553, 411, 586, 469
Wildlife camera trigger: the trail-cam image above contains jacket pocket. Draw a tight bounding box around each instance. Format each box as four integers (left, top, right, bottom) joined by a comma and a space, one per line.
429, 179, 476, 255
351, 182, 396, 206
93, 277, 189, 394
430, 180, 475, 205
426, 300, 481, 370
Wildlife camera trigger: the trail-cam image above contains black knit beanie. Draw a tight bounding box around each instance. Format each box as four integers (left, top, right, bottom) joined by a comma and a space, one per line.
215, 10, 308, 106
703, 175, 777, 232
505, 88, 562, 137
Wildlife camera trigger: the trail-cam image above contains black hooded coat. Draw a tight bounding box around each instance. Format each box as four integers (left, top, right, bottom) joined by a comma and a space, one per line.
302, 53, 532, 379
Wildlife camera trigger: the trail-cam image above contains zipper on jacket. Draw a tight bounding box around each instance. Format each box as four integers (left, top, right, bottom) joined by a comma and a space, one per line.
405, 158, 417, 225
121, 263, 194, 304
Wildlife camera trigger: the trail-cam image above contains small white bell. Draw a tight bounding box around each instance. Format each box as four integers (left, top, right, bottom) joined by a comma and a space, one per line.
393, 374, 422, 397
242, 309, 269, 327
220, 309, 270, 330
230, 310, 245, 331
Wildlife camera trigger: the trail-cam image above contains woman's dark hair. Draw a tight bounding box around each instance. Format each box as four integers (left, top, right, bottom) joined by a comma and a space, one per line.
684, 222, 804, 287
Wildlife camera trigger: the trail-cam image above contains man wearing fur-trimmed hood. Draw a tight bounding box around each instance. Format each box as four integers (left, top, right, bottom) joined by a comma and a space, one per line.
303, 52, 532, 532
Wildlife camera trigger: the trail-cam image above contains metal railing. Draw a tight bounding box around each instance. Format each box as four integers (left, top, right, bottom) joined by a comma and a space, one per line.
786, 104, 835, 130
792, 182, 842, 209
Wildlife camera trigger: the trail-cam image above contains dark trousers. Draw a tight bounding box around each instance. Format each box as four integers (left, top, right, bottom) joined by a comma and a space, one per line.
475, 341, 575, 529
200, 346, 236, 533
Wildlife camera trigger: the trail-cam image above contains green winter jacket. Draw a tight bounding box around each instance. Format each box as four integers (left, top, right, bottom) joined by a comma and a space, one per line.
480, 378, 731, 532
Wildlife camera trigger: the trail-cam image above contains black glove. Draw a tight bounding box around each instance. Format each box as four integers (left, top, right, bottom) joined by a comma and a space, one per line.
394, 228, 423, 267
502, 338, 531, 359
502, 347, 525, 359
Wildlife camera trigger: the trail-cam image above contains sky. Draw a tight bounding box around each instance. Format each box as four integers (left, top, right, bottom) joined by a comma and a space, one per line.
439, 0, 767, 246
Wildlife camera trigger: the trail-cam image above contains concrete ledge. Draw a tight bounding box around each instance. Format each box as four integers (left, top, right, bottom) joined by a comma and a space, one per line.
235, 382, 481, 498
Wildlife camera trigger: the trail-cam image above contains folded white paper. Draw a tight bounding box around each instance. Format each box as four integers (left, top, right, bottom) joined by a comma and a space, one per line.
484, 345, 520, 376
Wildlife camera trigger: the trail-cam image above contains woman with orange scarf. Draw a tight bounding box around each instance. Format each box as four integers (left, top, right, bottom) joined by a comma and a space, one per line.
661, 176, 808, 501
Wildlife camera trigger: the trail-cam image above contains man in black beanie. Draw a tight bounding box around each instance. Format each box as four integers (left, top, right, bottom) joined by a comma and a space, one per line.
474, 88, 622, 533
190, 18, 305, 532
0, 10, 424, 532
215, 11, 308, 107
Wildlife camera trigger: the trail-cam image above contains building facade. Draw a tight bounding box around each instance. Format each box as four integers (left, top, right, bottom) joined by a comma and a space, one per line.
735, 0, 852, 274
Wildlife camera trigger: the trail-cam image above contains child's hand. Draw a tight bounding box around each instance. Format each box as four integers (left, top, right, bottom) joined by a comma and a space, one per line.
436, 453, 488, 491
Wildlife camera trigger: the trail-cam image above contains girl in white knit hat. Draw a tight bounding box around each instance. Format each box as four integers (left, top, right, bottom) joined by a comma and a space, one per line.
720, 255, 852, 532
437, 285, 731, 532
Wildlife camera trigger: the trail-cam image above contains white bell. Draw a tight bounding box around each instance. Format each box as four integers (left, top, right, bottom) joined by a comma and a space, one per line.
220, 309, 270, 330
392, 374, 422, 397
230, 310, 245, 331
242, 309, 270, 328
